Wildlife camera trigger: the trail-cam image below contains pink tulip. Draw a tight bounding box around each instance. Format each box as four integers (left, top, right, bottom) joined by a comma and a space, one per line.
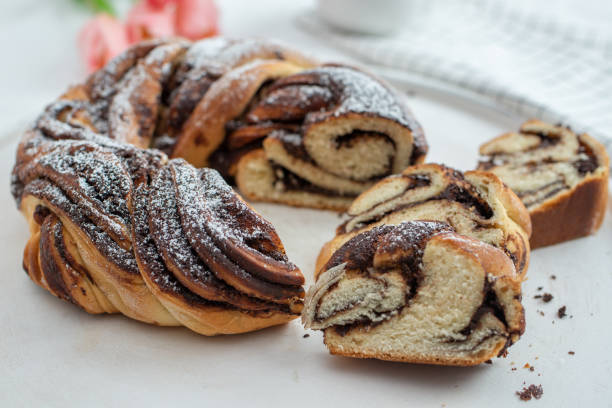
125, 0, 177, 43
175, 0, 219, 40
146, 0, 175, 10
78, 14, 129, 73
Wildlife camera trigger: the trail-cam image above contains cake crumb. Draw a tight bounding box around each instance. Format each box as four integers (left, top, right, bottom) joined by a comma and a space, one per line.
533, 293, 553, 302
568, 351, 575, 355
558, 306, 567, 318
523, 363, 530, 369
516, 384, 543, 401
484, 359, 493, 364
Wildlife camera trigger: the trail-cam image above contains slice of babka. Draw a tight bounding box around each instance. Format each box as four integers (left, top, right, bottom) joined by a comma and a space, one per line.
302, 221, 525, 366
478, 119, 609, 248
318, 163, 532, 279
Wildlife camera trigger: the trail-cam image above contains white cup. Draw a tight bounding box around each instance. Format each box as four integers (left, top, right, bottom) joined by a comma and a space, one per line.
317, 0, 410, 35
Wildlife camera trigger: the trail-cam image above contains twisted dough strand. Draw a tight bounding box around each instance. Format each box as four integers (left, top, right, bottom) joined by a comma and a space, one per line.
13, 37, 427, 334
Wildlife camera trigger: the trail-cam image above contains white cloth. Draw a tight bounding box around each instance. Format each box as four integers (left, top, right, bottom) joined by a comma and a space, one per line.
298, 0, 612, 150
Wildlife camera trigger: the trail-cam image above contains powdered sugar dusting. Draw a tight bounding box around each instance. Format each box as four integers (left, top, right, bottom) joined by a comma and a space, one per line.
21, 142, 133, 246
148, 165, 220, 286
24, 179, 138, 274
184, 38, 291, 77
305, 66, 417, 128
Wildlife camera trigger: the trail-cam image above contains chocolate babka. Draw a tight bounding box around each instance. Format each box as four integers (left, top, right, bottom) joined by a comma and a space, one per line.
478, 120, 609, 248
302, 221, 525, 366
12, 37, 428, 334
318, 163, 532, 279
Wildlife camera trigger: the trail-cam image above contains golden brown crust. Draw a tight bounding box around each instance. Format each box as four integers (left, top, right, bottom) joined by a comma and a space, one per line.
530, 171, 608, 248
322, 343, 508, 366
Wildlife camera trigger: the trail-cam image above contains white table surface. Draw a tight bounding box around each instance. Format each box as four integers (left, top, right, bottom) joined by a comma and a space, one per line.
1, 1, 611, 407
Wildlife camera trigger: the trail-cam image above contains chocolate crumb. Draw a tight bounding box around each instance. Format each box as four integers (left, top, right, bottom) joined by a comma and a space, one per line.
538, 310, 545, 316
516, 384, 544, 401
550, 275, 556, 280
537, 286, 543, 291
529, 366, 535, 372
568, 351, 575, 355
485, 359, 493, 364
542, 293, 553, 302
512, 367, 517, 371
303, 334, 310, 338
558, 306, 567, 318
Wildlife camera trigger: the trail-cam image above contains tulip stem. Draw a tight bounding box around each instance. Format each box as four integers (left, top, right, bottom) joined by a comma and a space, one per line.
74, 0, 118, 16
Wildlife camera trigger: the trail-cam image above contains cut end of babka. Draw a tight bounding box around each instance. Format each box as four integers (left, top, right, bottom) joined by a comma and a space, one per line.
303, 221, 525, 366
478, 119, 609, 248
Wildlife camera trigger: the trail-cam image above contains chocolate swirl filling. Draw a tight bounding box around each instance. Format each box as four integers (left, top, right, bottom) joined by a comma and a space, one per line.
304, 222, 520, 346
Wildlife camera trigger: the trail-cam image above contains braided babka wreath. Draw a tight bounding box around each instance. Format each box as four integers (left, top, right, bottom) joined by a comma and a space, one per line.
12, 37, 427, 336
12, 38, 553, 365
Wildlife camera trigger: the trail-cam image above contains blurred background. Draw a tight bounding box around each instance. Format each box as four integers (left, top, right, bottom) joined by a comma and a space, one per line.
1, 0, 610, 147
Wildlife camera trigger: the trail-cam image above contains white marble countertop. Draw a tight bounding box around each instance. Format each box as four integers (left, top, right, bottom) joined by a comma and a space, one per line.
1, 1, 611, 407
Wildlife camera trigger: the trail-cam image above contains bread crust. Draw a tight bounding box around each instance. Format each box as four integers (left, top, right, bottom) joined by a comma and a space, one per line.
529, 169, 608, 248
